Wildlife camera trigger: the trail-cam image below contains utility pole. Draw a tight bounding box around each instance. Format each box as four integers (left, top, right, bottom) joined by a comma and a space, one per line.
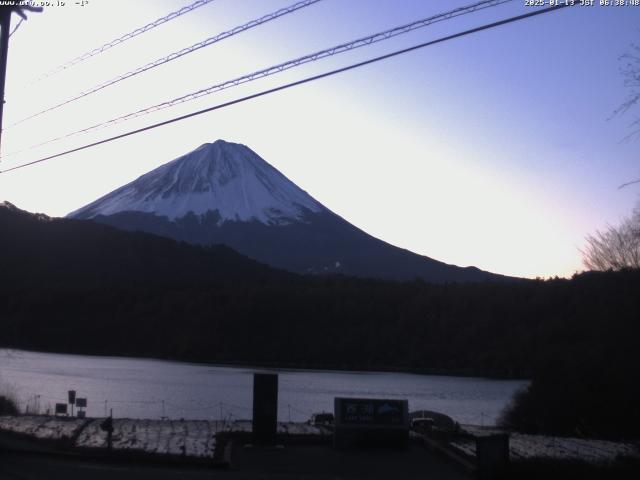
0, 7, 12, 155
0, 4, 42, 156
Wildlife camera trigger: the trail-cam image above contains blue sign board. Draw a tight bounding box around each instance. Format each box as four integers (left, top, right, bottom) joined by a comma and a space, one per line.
334, 397, 409, 449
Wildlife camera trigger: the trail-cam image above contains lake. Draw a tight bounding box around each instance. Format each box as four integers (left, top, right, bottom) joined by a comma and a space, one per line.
0, 349, 528, 425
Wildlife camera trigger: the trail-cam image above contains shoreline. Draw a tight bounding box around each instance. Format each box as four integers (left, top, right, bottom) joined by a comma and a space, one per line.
0, 347, 532, 381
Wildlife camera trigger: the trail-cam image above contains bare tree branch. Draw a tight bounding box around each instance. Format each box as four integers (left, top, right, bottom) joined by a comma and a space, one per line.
618, 179, 640, 189
582, 208, 640, 271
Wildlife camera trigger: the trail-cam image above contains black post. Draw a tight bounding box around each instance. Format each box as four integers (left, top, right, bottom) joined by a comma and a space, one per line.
0, 8, 11, 155
100, 409, 114, 452
476, 433, 510, 479
107, 408, 113, 451
252, 373, 278, 445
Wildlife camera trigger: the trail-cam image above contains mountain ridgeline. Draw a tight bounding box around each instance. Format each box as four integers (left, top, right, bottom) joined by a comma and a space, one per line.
68, 140, 508, 283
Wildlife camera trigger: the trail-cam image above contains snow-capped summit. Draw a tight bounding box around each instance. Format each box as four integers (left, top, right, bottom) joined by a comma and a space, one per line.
69, 140, 323, 225
69, 140, 510, 283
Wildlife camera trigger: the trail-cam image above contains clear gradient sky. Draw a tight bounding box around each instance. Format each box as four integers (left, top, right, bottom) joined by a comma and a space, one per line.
0, 0, 638, 279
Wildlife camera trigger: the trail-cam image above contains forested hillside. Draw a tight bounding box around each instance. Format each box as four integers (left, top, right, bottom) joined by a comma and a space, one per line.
2, 203, 640, 437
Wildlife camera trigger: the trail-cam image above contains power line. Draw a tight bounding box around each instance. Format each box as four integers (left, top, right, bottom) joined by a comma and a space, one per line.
9, 0, 322, 129
0, 2, 575, 175
86, 0, 513, 127
28, 0, 217, 84
8, 18, 23, 37
3, 0, 512, 157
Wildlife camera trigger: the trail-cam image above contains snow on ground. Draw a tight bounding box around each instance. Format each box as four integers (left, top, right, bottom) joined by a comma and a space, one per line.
450, 426, 640, 465
0, 416, 332, 459
74, 419, 330, 457
0, 415, 85, 440
508, 434, 639, 464
223, 420, 251, 433
75, 419, 218, 458
449, 438, 476, 458
4, 415, 634, 465
276, 421, 331, 436
215, 420, 331, 436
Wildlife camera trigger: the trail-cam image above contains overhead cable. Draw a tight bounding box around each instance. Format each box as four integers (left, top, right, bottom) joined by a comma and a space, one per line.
0, 2, 575, 174
4, 0, 512, 157
10, 0, 322, 128
9, 18, 24, 37
29, 0, 218, 84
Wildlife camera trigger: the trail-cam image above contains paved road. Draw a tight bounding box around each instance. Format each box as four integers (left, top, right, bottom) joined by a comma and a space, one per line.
0, 452, 217, 480
0, 445, 470, 480
231, 444, 470, 479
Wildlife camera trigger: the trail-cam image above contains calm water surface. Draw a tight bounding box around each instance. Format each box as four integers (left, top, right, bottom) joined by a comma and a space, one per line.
0, 349, 528, 425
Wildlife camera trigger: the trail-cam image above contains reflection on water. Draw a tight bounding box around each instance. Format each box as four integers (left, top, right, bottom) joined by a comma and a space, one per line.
0, 349, 528, 425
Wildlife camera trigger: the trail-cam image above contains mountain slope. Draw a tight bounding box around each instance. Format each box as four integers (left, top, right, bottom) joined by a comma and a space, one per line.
69, 140, 510, 283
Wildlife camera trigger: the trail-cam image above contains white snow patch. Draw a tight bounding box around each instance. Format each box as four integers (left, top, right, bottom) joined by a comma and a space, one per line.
452, 426, 640, 465
75, 419, 217, 458
1, 416, 330, 459
449, 439, 476, 458
69, 140, 323, 225
0, 415, 85, 440
276, 421, 331, 436
507, 434, 639, 464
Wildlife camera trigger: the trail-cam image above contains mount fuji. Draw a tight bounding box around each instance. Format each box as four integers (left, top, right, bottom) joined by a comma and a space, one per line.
69, 140, 506, 283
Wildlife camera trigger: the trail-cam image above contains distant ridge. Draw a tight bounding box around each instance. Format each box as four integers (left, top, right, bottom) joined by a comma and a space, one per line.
1, 200, 287, 289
